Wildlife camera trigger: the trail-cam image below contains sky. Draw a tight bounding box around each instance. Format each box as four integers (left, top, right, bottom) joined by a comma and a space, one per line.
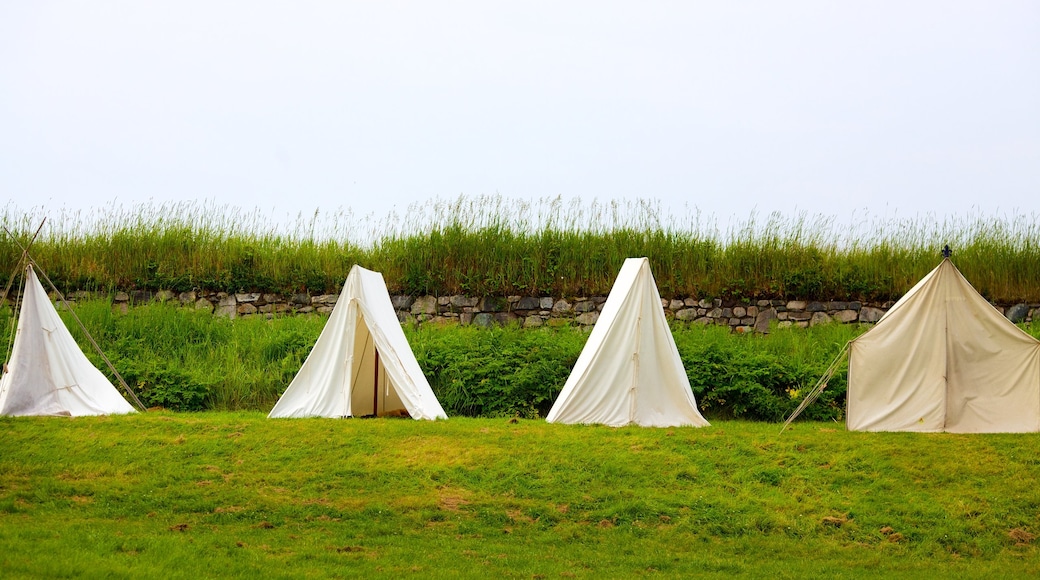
1, 1, 1038, 236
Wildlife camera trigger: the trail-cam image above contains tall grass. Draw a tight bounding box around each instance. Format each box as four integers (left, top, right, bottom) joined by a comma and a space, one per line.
4, 197, 1040, 301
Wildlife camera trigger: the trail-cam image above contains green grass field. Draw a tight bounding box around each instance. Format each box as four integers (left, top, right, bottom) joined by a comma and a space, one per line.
1, 414, 1038, 578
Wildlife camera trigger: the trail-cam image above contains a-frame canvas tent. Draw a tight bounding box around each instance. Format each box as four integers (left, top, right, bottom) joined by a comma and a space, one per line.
847, 258, 1040, 432
546, 257, 709, 427
0, 265, 136, 416
269, 265, 447, 420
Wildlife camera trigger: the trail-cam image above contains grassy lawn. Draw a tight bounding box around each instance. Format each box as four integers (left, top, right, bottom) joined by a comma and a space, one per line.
1, 414, 1038, 578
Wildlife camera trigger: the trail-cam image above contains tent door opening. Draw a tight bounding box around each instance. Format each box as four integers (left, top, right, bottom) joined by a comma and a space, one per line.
349, 315, 408, 418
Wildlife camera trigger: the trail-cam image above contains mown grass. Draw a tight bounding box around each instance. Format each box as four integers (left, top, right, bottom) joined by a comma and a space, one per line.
0, 414, 1038, 578
4, 197, 1040, 302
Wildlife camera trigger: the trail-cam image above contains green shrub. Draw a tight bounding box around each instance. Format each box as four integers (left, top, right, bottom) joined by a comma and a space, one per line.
408, 324, 586, 418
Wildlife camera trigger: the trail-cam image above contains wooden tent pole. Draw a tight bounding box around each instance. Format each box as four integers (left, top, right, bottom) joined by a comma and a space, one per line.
1, 221, 46, 307
373, 349, 380, 417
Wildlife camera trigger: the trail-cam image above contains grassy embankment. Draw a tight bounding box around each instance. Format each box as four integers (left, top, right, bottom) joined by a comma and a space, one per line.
0, 299, 863, 418
1, 414, 1038, 578
4, 197, 1040, 302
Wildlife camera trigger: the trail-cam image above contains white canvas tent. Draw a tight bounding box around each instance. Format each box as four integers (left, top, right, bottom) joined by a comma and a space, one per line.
269, 265, 446, 420
0, 265, 136, 416
546, 257, 709, 427
847, 258, 1040, 432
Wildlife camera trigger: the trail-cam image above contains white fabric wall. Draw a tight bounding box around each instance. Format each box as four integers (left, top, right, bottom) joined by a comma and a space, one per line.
547, 257, 709, 428
0, 266, 135, 416
847, 259, 1040, 432
269, 265, 446, 420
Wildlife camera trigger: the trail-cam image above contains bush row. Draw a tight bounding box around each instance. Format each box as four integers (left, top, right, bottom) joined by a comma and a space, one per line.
3, 300, 863, 421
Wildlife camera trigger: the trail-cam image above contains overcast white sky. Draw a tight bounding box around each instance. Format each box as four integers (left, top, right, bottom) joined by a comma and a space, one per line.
2, 1, 1038, 235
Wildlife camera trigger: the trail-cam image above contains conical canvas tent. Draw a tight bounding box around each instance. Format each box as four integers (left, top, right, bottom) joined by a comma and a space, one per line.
847, 258, 1040, 432
0, 265, 136, 416
269, 265, 446, 420
546, 257, 709, 427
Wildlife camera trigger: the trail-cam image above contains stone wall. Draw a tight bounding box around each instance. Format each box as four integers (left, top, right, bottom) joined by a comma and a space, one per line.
41, 291, 1028, 332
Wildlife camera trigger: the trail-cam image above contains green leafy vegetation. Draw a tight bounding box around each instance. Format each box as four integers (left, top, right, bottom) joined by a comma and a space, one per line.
0, 414, 1038, 577
4, 197, 1040, 302
2, 300, 861, 418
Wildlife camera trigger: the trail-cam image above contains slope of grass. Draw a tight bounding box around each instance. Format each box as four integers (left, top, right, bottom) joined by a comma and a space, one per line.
1, 300, 860, 418
0, 414, 1038, 578
4, 197, 1040, 302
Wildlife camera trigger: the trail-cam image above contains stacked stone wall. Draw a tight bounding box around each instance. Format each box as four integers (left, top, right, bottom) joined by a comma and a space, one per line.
19, 290, 1038, 332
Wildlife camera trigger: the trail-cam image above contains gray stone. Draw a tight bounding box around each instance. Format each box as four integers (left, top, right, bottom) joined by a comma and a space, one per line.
391, 295, 413, 310
809, 312, 832, 327
437, 296, 451, 306
316, 306, 335, 314
507, 295, 522, 304
707, 307, 723, 319
826, 301, 848, 311
732, 306, 747, 318
786, 301, 806, 311
778, 320, 794, 328
669, 299, 684, 310
848, 301, 862, 311
297, 306, 314, 314
858, 307, 884, 323
479, 296, 507, 312
698, 299, 714, 309
675, 308, 700, 321
684, 298, 699, 307
807, 301, 826, 312
576, 312, 600, 325
261, 293, 280, 304
451, 295, 479, 308
178, 291, 196, 304
494, 312, 519, 325
523, 315, 544, 328
516, 296, 541, 310
835, 310, 859, 323
746, 306, 759, 318
539, 297, 555, 309
1006, 303, 1030, 323
397, 311, 415, 324
313, 294, 339, 306
411, 296, 437, 315
114, 292, 130, 302
789, 311, 812, 322
459, 312, 475, 326
290, 293, 311, 306
721, 308, 733, 318
236, 293, 260, 303
694, 317, 712, 325
575, 300, 597, 313
592, 297, 607, 304
552, 299, 573, 313
194, 298, 214, 312
215, 301, 236, 318
473, 313, 495, 328
237, 303, 257, 315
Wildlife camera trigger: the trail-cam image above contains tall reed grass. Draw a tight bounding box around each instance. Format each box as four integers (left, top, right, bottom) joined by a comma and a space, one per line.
3, 197, 1040, 302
